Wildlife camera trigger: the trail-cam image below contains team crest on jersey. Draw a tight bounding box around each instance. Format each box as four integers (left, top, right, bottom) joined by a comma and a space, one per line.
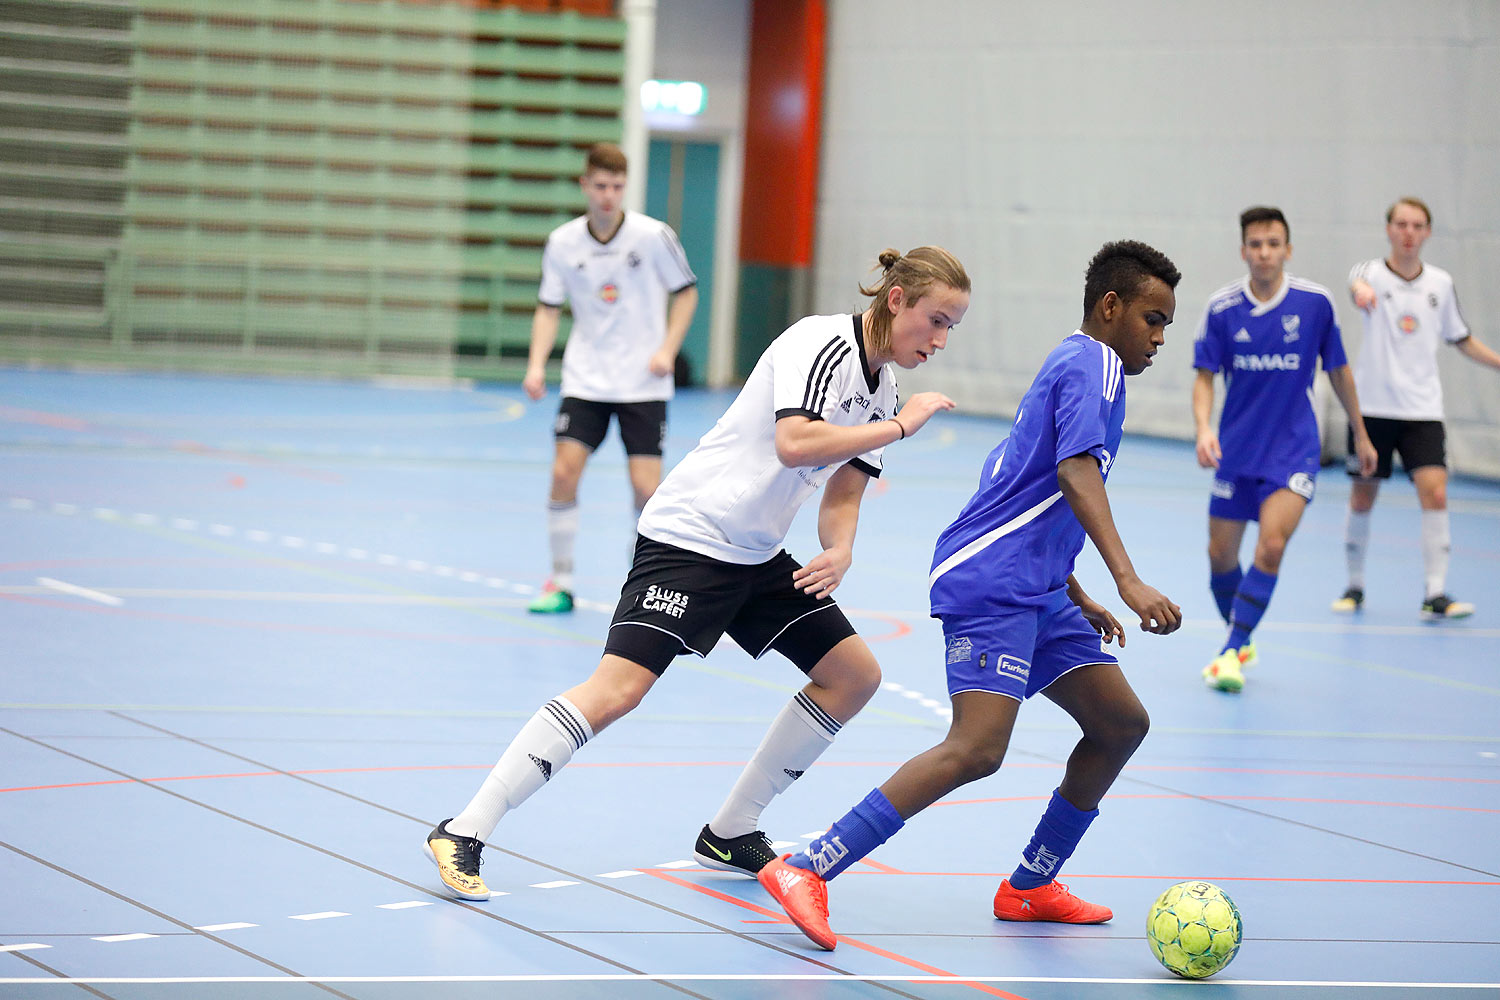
600, 283, 620, 303
946, 635, 973, 664
627, 251, 641, 269
869, 407, 887, 421
641, 584, 689, 618
1399, 313, 1419, 334
1428, 293, 1439, 308
1282, 315, 1300, 342
1288, 472, 1315, 500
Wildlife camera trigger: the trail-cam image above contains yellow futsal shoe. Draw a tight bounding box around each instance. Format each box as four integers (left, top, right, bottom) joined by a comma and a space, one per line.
424, 819, 489, 900
1202, 649, 1245, 693
1237, 640, 1258, 668
1421, 594, 1474, 621
1331, 587, 1364, 613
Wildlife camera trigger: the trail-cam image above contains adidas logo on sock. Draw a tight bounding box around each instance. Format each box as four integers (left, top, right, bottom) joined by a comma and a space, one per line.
528, 754, 552, 780
783, 768, 804, 780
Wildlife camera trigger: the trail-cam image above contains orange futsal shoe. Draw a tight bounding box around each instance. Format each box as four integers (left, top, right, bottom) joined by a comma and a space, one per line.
758, 855, 837, 950
993, 879, 1112, 923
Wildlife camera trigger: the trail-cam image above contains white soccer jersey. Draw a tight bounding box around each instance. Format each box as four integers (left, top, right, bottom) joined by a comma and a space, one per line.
538, 210, 697, 403
638, 313, 898, 565
1348, 259, 1470, 420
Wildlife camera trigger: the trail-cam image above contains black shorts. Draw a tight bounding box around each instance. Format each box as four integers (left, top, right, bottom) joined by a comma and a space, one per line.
1347, 416, 1446, 479
554, 397, 666, 457
603, 535, 859, 676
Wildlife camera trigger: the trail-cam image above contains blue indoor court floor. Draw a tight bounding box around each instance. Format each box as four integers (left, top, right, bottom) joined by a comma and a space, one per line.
1, 367, 1497, 999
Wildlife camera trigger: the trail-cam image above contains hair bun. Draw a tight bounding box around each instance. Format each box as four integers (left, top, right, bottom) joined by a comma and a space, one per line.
878, 248, 901, 270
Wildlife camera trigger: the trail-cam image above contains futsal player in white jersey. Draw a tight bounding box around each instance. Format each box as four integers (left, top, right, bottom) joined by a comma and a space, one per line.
424, 247, 971, 899
760, 242, 1183, 950
1192, 207, 1377, 692
521, 142, 699, 614
1334, 197, 1500, 620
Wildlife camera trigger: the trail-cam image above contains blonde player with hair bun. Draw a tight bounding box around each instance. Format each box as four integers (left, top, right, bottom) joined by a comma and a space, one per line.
425, 246, 972, 899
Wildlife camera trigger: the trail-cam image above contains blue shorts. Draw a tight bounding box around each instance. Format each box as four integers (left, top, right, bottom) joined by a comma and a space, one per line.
941, 601, 1118, 703
1208, 469, 1315, 521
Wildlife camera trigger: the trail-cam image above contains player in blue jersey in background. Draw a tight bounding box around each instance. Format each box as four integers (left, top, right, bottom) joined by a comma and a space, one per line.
1192, 207, 1377, 693
758, 241, 1183, 950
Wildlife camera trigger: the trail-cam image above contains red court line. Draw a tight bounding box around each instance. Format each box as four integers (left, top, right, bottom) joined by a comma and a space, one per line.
857, 857, 906, 874
827, 871, 1500, 887
930, 792, 1500, 814
639, 869, 1028, 1000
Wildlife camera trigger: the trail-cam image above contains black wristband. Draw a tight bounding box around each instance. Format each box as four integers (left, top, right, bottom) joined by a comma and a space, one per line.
891, 417, 906, 440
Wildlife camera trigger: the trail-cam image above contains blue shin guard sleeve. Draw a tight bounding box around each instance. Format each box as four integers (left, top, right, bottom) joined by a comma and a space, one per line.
1209, 566, 1243, 624
787, 788, 904, 882
1009, 788, 1098, 890
1223, 566, 1276, 652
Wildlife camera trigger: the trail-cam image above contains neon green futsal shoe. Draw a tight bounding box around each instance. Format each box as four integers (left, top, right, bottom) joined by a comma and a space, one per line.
1202, 649, 1245, 693
527, 582, 574, 614
1237, 640, 1258, 668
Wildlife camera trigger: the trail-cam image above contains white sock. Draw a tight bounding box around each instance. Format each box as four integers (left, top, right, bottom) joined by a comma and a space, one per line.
1421, 509, 1451, 600
709, 691, 842, 838
1345, 509, 1371, 590
448, 696, 593, 841
547, 500, 579, 592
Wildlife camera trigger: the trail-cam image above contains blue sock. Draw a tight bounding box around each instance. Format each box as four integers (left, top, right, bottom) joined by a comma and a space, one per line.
787, 788, 903, 881
1209, 566, 1242, 623
1009, 788, 1098, 890
1222, 566, 1276, 653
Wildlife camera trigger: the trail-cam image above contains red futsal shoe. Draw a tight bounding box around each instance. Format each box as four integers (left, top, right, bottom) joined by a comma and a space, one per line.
993, 879, 1112, 923
758, 855, 837, 950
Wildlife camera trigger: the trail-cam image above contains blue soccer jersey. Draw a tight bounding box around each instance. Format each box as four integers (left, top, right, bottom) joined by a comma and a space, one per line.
930, 332, 1126, 615
1193, 276, 1348, 480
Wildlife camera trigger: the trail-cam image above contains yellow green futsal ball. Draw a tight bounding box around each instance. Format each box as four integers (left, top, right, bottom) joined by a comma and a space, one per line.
1146, 880, 1243, 979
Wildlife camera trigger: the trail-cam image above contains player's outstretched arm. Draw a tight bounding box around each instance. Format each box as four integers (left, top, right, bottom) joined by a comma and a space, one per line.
1057, 453, 1181, 636
773, 391, 954, 469
793, 463, 870, 600
523, 304, 562, 401
1191, 369, 1221, 469
1351, 278, 1377, 311
1326, 365, 1378, 476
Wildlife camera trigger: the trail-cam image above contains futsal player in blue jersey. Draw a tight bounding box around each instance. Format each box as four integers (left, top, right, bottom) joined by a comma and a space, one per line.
1192, 207, 1377, 692
759, 241, 1184, 949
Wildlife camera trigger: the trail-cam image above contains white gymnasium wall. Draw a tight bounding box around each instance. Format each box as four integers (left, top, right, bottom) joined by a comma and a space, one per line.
814, 0, 1500, 477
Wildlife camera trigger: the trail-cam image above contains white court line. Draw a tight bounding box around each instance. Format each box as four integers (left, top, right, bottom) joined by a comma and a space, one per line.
90, 933, 155, 943
597, 870, 643, 879
36, 577, 122, 606
193, 922, 256, 932
0, 974, 1495, 987
287, 911, 347, 921
528, 880, 578, 889
375, 901, 431, 910
0, 943, 49, 953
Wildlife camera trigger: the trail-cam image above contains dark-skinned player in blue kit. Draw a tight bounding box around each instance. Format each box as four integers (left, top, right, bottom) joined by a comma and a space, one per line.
759, 240, 1185, 950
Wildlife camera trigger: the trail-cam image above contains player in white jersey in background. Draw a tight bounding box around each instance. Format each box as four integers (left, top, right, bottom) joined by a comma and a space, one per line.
522, 142, 699, 614
1335, 197, 1500, 620
423, 247, 971, 900
1193, 207, 1376, 692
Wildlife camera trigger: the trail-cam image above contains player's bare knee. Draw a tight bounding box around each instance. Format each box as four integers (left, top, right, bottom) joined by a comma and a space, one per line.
1254, 537, 1286, 573
943, 738, 1006, 784
1104, 707, 1150, 757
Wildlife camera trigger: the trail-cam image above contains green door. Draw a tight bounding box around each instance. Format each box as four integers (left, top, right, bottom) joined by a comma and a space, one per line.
646, 137, 718, 386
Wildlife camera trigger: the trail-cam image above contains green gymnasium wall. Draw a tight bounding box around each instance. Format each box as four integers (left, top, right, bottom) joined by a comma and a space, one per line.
0, 0, 624, 379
